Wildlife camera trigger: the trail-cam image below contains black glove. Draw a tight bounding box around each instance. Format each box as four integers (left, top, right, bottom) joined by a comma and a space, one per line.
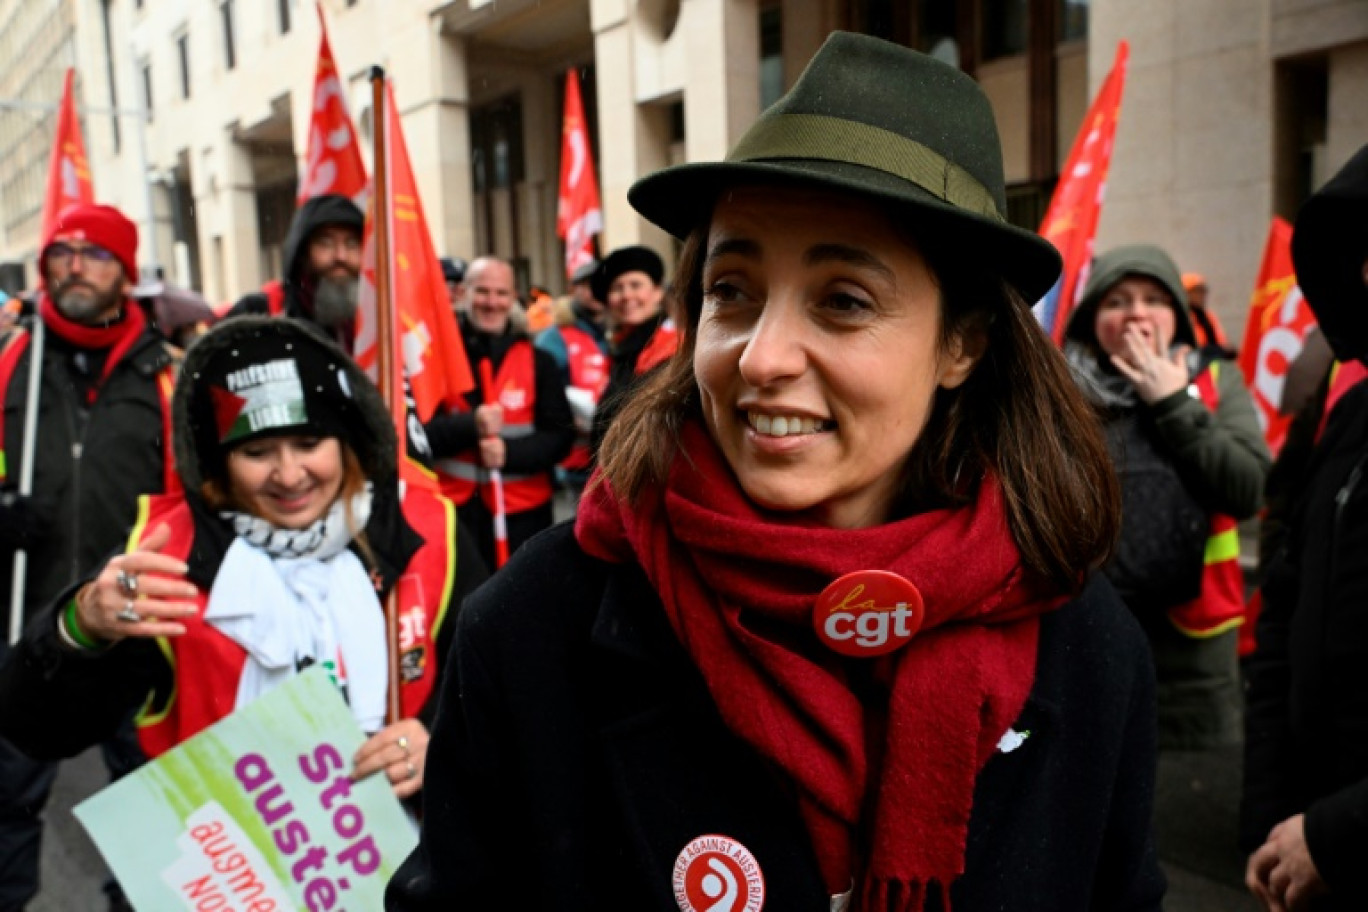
0, 487, 49, 551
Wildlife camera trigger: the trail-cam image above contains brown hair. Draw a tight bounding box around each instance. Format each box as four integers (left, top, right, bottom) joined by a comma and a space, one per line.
200, 438, 377, 568
596, 211, 1120, 593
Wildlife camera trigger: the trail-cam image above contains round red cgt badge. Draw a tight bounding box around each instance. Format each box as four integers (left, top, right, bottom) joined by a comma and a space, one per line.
672, 834, 765, 912
813, 570, 925, 657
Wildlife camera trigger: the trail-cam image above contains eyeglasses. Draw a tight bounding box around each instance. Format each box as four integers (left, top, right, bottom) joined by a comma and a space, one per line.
45, 242, 118, 266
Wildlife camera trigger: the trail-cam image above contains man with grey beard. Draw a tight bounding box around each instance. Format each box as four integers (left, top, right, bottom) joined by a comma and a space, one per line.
225, 194, 363, 352
0, 203, 177, 911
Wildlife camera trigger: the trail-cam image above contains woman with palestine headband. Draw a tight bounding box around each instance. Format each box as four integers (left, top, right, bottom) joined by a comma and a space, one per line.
390, 32, 1163, 911
0, 317, 487, 802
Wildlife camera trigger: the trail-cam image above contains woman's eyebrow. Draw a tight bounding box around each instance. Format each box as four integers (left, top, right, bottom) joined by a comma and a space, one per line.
704, 237, 761, 268
804, 243, 895, 283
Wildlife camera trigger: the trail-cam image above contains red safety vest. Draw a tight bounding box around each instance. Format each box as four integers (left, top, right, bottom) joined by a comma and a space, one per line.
262, 279, 286, 317
635, 319, 679, 376
0, 327, 179, 495
560, 325, 609, 472
435, 340, 553, 513
1167, 363, 1246, 638
1315, 359, 1368, 443
132, 486, 459, 758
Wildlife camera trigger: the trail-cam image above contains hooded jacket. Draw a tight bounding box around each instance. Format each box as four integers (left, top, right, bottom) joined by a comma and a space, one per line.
0, 318, 488, 761
224, 195, 365, 335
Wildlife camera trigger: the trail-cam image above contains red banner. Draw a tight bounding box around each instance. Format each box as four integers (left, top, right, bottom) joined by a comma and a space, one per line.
1036, 41, 1129, 344
355, 80, 472, 437
1237, 216, 1318, 456
556, 69, 602, 279
297, 4, 367, 207
41, 68, 94, 243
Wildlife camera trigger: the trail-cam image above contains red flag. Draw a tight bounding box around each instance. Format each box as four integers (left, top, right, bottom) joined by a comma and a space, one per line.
297, 4, 367, 207
355, 80, 472, 434
556, 69, 603, 279
41, 69, 94, 243
1035, 41, 1129, 343
1237, 216, 1317, 456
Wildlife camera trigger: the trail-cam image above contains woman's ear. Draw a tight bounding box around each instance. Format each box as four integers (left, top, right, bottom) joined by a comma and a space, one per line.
938, 327, 986, 390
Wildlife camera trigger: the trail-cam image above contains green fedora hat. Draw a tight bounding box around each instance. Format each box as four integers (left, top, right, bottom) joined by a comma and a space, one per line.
628, 31, 1062, 302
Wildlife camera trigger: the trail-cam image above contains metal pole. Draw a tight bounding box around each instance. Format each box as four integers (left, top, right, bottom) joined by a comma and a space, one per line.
9, 316, 45, 644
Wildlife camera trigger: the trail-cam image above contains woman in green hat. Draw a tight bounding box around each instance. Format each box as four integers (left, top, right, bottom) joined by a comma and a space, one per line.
1064, 245, 1269, 752
391, 32, 1162, 911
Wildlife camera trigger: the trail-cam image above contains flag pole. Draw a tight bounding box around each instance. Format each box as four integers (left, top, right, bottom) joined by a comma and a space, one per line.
8, 315, 45, 645
370, 66, 402, 727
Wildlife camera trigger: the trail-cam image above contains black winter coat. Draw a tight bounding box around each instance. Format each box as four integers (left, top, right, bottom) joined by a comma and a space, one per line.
388, 524, 1166, 911
1243, 378, 1368, 908
0, 317, 173, 635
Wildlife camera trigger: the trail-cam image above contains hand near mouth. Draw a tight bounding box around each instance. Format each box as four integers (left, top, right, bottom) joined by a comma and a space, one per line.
1111, 326, 1189, 404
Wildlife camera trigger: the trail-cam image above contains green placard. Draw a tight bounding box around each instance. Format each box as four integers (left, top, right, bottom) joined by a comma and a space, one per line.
74, 667, 417, 911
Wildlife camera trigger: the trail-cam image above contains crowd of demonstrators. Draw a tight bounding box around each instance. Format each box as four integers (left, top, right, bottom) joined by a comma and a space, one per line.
1064, 246, 1270, 750
1243, 143, 1368, 912
587, 245, 679, 458
535, 258, 610, 497
440, 255, 467, 312
390, 32, 1163, 911
425, 256, 573, 567
0, 204, 178, 912
0, 317, 486, 815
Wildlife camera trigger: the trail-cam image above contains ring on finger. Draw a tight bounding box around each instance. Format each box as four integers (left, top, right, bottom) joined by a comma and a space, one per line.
405, 761, 417, 780
116, 569, 139, 597
116, 600, 142, 623
396, 735, 410, 756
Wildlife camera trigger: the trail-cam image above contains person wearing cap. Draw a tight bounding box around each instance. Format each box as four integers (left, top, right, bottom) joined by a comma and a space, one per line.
425, 256, 573, 567
440, 256, 467, 312
587, 245, 678, 458
0, 317, 488, 812
1180, 272, 1234, 355
0, 203, 180, 911
391, 33, 1162, 911
1064, 245, 1268, 750
1242, 144, 1368, 912
535, 258, 610, 496
224, 194, 364, 351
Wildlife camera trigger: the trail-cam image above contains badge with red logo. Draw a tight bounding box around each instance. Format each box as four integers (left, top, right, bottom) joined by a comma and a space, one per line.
813, 570, 924, 657
672, 834, 765, 912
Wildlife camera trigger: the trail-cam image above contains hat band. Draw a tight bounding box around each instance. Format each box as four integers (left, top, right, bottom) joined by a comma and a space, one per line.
726, 113, 1003, 221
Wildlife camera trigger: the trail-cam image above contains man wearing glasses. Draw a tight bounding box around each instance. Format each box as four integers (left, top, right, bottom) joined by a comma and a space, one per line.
0, 203, 177, 912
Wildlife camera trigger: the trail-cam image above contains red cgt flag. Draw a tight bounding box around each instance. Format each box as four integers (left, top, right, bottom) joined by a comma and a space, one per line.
40, 68, 94, 243
1237, 216, 1318, 456
297, 4, 367, 208
354, 79, 472, 441
1035, 41, 1129, 344
556, 69, 602, 279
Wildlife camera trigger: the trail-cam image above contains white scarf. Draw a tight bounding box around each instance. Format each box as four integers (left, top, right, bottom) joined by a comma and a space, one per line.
205, 488, 388, 732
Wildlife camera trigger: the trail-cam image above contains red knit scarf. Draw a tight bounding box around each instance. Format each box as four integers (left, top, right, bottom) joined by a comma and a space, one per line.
576, 421, 1066, 911
40, 294, 146, 402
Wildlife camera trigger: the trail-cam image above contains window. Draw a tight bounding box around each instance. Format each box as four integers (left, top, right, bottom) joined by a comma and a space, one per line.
279, 0, 291, 34
221, 1, 236, 71
1060, 0, 1088, 42
759, 5, 783, 110
177, 33, 191, 98
982, 0, 1028, 60
141, 61, 153, 121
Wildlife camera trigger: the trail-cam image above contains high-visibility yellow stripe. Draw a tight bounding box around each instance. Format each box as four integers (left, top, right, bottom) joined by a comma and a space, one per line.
125, 496, 152, 554
1204, 528, 1240, 565
134, 636, 178, 728
1168, 614, 1243, 639
427, 496, 459, 645
0, 449, 6, 482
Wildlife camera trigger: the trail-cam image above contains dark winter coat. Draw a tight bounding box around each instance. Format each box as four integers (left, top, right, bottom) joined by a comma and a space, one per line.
589, 310, 671, 458
387, 524, 1166, 911
1242, 378, 1368, 909
0, 314, 174, 635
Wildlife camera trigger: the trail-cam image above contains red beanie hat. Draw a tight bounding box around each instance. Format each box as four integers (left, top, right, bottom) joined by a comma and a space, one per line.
43, 204, 139, 283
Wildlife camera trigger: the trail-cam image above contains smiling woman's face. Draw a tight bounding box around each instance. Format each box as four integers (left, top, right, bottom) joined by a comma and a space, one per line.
226, 435, 344, 529
693, 186, 980, 530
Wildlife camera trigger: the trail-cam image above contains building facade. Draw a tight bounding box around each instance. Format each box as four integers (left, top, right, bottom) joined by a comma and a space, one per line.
0, 0, 1363, 342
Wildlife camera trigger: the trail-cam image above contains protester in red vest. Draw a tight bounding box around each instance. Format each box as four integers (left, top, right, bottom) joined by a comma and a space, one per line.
588, 245, 679, 458
0, 318, 486, 804
0, 203, 178, 911
393, 33, 1162, 910
425, 257, 573, 567
1065, 245, 1269, 750
1243, 142, 1368, 911
1181, 271, 1234, 355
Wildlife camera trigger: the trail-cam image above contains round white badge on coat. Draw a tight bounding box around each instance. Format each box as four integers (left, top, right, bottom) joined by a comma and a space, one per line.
672, 834, 765, 912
